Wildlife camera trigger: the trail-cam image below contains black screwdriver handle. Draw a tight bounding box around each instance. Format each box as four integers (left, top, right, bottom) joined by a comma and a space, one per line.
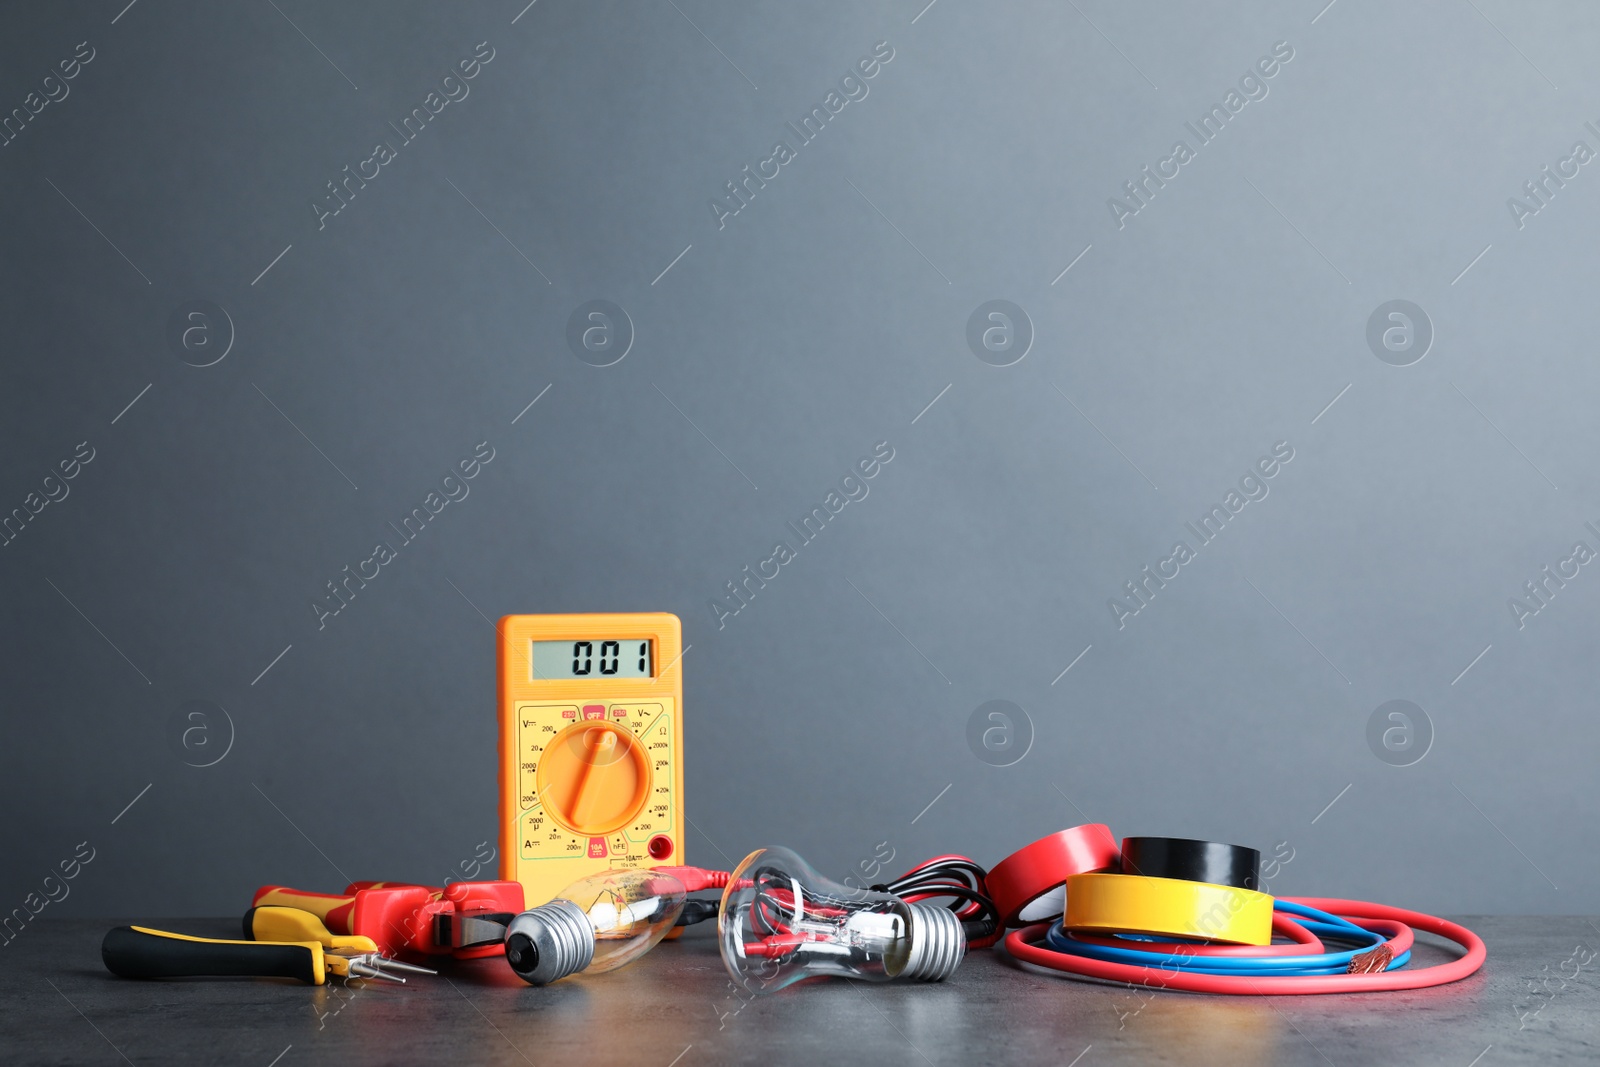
102, 926, 325, 984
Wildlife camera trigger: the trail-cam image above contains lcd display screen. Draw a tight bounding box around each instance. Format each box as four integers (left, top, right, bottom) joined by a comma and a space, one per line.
531, 639, 652, 679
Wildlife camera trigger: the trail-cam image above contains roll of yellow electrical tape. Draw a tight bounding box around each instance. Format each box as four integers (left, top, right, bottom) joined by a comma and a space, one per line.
1062, 873, 1274, 946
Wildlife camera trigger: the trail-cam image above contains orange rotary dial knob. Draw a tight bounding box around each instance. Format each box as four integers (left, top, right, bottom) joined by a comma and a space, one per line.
536, 721, 651, 837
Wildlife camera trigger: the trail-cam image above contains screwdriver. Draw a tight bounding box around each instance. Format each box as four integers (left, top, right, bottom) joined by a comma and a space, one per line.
102, 925, 433, 984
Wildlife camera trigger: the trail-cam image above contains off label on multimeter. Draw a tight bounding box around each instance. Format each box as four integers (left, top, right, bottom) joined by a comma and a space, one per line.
497, 614, 684, 908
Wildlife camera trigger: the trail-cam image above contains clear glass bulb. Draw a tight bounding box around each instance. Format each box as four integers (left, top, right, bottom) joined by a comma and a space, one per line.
504, 869, 686, 985
718, 846, 965, 994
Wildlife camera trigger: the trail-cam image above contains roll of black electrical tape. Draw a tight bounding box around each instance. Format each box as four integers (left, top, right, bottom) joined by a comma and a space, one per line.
1119, 837, 1261, 890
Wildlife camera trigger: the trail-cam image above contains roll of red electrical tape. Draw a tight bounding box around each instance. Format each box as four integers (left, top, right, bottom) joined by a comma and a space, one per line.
987, 825, 1119, 929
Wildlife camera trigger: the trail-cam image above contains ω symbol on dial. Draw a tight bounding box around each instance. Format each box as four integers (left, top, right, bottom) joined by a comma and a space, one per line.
536, 722, 651, 836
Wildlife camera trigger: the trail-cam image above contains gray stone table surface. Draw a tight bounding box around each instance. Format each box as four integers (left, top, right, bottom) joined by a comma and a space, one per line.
2, 917, 1597, 1065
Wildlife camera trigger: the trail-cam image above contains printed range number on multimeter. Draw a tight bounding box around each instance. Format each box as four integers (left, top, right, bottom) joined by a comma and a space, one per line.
516, 701, 675, 866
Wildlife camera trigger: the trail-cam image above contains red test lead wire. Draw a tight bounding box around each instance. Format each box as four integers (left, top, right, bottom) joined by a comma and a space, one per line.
650, 866, 730, 893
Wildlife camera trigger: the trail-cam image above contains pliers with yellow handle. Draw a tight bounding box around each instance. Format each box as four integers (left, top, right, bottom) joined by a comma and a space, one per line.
102, 907, 435, 984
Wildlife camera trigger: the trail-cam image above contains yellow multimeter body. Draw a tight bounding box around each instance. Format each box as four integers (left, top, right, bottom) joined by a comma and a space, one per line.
497, 613, 684, 908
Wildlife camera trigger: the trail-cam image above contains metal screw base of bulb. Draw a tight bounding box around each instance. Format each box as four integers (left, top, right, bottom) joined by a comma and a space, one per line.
504, 899, 596, 985
901, 903, 966, 981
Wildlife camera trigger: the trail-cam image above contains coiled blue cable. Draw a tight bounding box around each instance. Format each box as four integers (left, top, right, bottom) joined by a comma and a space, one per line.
1042, 900, 1410, 976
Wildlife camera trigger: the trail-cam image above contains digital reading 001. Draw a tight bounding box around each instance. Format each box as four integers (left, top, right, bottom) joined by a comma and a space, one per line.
531, 639, 652, 679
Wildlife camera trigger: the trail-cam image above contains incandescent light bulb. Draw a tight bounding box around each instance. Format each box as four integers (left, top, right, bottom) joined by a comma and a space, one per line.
504, 868, 687, 985
718, 846, 965, 993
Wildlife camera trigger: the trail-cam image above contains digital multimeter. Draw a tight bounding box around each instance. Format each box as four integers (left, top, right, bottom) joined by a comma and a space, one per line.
497, 613, 684, 908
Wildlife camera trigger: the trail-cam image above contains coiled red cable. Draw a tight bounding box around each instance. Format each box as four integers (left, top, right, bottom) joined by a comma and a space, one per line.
1005, 897, 1483, 994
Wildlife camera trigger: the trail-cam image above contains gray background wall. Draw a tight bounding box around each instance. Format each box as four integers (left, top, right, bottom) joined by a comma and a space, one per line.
2, 0, 1596, 919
